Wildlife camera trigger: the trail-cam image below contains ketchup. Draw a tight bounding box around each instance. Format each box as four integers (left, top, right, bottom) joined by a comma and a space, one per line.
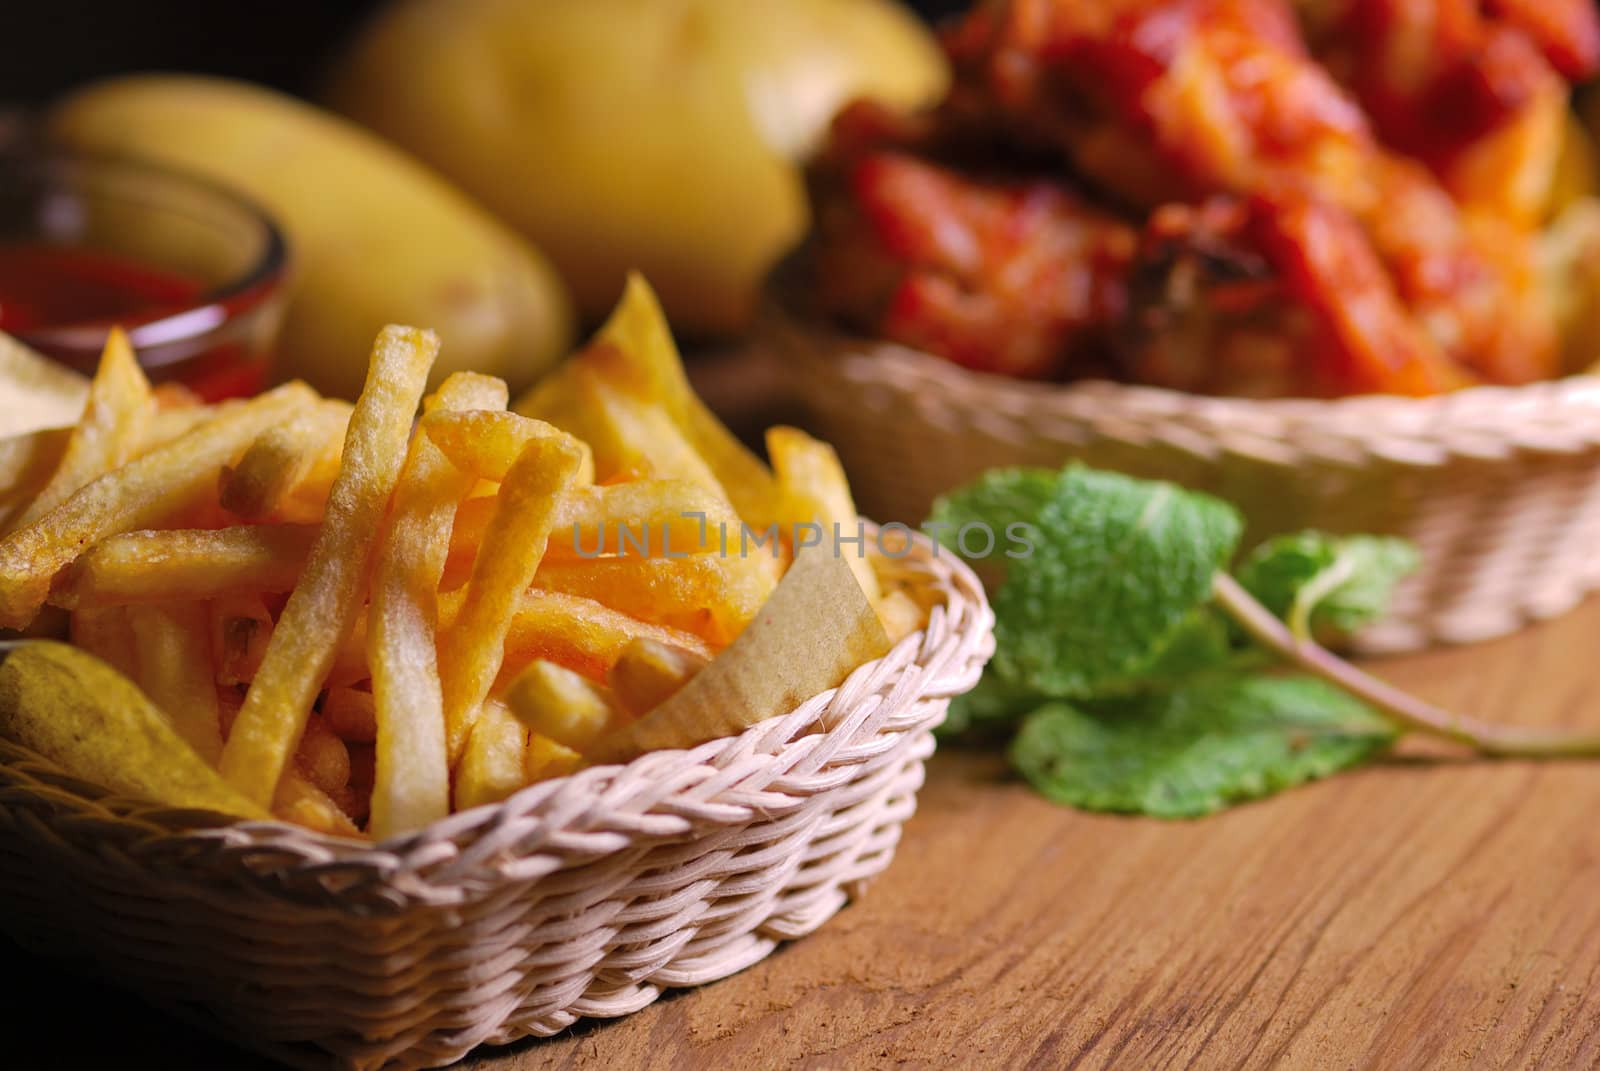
0, 242, 268, 401
0, 243, 202, 333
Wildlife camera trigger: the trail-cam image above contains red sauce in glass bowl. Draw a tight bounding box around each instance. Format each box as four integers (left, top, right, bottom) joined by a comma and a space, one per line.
0, 243, 204, 334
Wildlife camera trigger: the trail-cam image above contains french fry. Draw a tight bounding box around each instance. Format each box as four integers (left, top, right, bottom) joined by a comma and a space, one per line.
219, 400, 351, 521
453, 701, 530, 812
366, 369, 505, 840
489, 588, 714, 684
273, 768, 362, 837
438, 433, 586, 763
210, 594, 274, 686
294, 714, 351, 799
444, 480, 743, 588
68, 605, 138, 680
422, 371, 508, 416
0, 330, 87, 437
503, 659, 625, 751
0, 380, 315, 629
138, 402, 236, 456
50, 526, 316, 609
566, 355, 725, 490
876, 588, 927, 644
322, 685, 377, 742
128, 601, 223, 764
220, 328, 436, 808
533, 555, 770, 646
767, 425, 882, 606
8, 328, 153, 534
608, 637, 711, 717
515, 273, 782, 526
525, 733, 582, 783
423, 409, 592, 485
0, 426, 72, 530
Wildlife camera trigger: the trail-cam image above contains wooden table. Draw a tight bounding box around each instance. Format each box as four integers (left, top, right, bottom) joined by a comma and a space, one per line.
12, 598, 1600, 1069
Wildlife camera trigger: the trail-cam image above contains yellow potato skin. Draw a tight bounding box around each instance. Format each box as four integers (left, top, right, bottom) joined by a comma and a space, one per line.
48, 75, 574, 399
328, 0, 948, 335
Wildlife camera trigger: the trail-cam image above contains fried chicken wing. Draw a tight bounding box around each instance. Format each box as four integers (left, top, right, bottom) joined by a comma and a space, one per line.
944, 0, 1378, 211
1125, 194, 1466, 396
1293, 0, 1598, 222
805, 0, 1578, 394
811, 138, 1136, 379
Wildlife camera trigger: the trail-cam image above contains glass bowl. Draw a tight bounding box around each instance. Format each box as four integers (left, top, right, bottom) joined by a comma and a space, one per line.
0, 150, 289, 400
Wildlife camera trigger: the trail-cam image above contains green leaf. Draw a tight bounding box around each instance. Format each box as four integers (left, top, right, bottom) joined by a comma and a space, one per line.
1009, 675, 1397, 818
927, 467, 1057, 562
1235, 532, 1419, 641
969, 467, 1242, 698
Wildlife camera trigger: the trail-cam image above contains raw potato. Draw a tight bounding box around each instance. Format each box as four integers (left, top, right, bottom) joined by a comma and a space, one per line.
47, 75, 574, 399
328, 0, 947, 333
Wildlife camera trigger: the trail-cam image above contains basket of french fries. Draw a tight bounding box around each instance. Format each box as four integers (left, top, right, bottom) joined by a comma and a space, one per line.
0, 276, 994, 1071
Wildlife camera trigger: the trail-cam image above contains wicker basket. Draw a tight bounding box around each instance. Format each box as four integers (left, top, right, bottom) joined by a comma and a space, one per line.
772, 314, 1600, 654
0, 533, 993, 1071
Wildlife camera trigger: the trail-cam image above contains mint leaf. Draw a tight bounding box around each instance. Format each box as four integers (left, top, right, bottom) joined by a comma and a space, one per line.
1236, 532, 1418, 641
1010, 676, 1397, 817
927, 467, 1056, 562
1136, 609, 1240, 689
962, 467, 1243, 698
939, 671, 1039, 739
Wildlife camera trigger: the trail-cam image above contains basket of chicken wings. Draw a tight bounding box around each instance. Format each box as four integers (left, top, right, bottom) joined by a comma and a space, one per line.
771, 0, 1600, 653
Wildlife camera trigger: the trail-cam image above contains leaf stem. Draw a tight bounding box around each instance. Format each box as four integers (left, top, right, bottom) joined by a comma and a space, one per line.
1212, 573, 1600, 758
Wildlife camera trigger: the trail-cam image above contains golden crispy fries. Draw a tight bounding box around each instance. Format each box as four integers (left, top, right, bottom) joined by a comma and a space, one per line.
367, 370, 506, 840
274, 768, 361, 837
567, 355, 724, 489
0, 277, 895, 838
220, 328, 436, 808
423, 409, 593, 484
50, 525, 316, 609
876, 588, 927, 645
210, 594, 274, 686
295, 714, 351, 799
128, 601, 223, 764
9, 329, 153, 534
516, 274, 782, 524
609, 637, 710, 718
0, 426, 72, 530
446, 480, 741, 581
503, 659, 625, 751
422, 371, 508, 416
219, 400, 351, 521
68, 605, 139, 679
766, 425, 882, 606
0, 381, 314, 629
453, 701, 530, 812
0, 331, 88, 437
492, 588, 714, 684
439, 433, 585, 762
586, 547, 890, 765
525, 733, 582, 783
533, 556, 769, 646
322, 685, 377, 742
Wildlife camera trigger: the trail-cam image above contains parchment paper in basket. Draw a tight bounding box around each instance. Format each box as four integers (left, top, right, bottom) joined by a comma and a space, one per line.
585, 542, 891, 764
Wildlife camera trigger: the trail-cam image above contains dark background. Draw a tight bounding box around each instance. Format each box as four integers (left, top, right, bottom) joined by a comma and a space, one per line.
0, 0, 966, 107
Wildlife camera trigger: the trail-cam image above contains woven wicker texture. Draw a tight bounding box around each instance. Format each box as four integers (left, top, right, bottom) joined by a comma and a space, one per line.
0, 534, 993, 1071
773, 315, 1600, 654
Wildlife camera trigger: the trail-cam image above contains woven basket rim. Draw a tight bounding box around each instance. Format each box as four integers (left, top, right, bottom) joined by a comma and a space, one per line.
765, 305, 1600, 452
0, 526, 995, 912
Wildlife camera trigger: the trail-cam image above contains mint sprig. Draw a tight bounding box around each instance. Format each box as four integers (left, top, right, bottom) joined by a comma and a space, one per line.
933, 465, 1600, 817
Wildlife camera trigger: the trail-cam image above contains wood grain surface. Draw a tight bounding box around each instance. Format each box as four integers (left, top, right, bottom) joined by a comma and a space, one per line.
10, 598, 1600, 1070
